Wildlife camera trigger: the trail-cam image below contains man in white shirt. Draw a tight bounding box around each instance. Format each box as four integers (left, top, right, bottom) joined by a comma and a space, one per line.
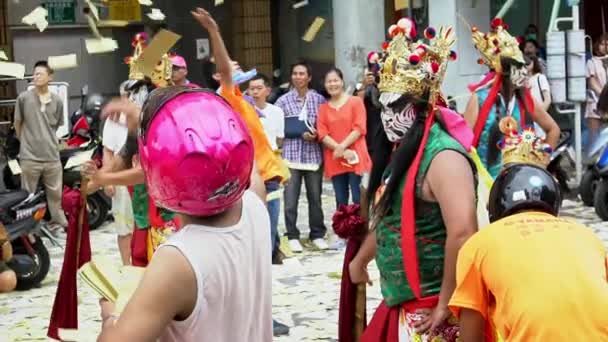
247, 73, 290, 337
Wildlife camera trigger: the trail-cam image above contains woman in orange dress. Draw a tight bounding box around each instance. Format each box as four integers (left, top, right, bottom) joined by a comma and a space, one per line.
317, 68, 372, 209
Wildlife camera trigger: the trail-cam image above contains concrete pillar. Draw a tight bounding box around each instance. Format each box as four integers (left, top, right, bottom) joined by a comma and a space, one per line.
332, 0, 385, 91
429, 0, 490, 111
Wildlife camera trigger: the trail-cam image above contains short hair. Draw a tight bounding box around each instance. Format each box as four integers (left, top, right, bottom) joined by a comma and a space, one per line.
34, 61, 53, 75
249, 74, 271, 87
290, 61, 312, 77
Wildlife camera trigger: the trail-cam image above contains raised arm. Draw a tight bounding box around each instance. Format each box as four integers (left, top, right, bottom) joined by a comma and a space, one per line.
463, 93, 479, 130
192, 8, 233, 91
533, 102, 560, 148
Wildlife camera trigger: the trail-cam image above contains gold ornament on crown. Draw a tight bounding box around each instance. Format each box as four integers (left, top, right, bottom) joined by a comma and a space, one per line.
471, 18, 524, 72
369, 18, 457, 104
498, 117, 552, 168
124, 32, 172, 88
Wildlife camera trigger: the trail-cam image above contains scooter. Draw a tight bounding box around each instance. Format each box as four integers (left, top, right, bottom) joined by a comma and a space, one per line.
590, 127, 608, 220
546, 130, 575, 197
3, 93, 112, 230
579, 127, 608, 207
3, 189, 52, 290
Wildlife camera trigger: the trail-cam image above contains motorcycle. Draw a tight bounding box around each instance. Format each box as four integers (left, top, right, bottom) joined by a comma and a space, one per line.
3, 93, 112, 230
590, 127, 608, 220
3, 188, 51, 290
579, 127, 608, 207
60, 94, 111, 230
546, 130, 575, 198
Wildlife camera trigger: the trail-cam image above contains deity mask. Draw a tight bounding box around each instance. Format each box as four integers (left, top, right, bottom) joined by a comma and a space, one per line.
379, 92, 416, 142
510, 64, 528, 88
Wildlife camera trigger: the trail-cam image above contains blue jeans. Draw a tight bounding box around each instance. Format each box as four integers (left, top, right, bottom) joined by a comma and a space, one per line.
265, 180, 280, 256
331, 173, 362, 209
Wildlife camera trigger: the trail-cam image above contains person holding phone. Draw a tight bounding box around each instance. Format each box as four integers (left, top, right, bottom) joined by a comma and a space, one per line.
318, 67, 371, 210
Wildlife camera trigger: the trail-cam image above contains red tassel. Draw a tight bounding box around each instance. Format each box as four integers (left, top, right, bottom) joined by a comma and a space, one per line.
473, 73, 503, 147
47, 187, 92, 339
400, 109, 436, 299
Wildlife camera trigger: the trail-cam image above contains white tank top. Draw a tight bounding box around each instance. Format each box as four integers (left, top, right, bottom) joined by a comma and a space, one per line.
158, 191, 273, 342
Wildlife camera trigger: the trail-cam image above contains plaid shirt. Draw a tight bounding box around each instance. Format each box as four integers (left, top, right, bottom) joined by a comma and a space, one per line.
275, 89, 325, 166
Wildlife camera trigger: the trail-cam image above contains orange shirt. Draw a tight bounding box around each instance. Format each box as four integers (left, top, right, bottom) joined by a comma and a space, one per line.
449, 212, 608, 341
220, 87, 289, 183
317, 96, 372, 178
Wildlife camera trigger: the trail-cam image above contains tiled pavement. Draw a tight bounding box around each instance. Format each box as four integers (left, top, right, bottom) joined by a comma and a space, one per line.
0, 183, 606, 341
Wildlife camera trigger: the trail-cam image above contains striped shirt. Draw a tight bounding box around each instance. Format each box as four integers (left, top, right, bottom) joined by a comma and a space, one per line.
275, 89, 325, 166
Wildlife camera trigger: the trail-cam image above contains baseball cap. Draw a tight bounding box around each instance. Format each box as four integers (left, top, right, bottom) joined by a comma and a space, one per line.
170, 55, 187, 69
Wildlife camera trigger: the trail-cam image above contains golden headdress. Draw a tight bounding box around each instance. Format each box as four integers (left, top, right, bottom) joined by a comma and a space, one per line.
369, 18, 457, 102
471, 18, 524, 71
498, 117, 552, 168
124, 32, 172, 88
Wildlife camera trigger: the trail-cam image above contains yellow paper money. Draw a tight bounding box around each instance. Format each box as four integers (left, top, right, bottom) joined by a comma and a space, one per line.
98, 20, 130, 27
85, 38, 119, 54
302, 17, 325, 42
0, 62, 25, 79
48, 54, 78, 70
22, 7, 48, 32
395, 0, 408, 10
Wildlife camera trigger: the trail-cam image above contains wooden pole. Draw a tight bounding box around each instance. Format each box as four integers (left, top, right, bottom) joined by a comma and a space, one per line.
353, 183, 370, 341
76, 177, 89, 266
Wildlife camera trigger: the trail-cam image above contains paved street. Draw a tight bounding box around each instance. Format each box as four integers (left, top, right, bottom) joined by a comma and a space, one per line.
0, 183, 606, 341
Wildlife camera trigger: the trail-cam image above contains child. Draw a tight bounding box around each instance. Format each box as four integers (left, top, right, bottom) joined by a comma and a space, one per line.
97, 84, 272, 341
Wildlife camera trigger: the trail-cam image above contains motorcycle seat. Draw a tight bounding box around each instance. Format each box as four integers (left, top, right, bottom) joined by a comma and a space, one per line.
0, 190, 30, 208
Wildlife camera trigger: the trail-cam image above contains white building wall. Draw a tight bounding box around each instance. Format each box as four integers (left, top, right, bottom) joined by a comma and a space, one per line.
429, 0, 491, 111
332, 0, 385, 91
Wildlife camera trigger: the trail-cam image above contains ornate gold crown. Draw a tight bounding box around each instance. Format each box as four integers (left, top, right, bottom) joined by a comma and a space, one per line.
124, 32, 172, 88
498, 117, 552, 168
472, 18, 524, 71
370, 18, 457, 101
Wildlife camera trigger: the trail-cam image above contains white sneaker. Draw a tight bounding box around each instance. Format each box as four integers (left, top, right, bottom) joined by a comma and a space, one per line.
330, 238, 346, 250
312, 238, 329, 250
288, 239, 303, 253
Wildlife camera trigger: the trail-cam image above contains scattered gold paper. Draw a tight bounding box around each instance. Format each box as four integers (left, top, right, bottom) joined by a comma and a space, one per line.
21, 7, 48, 32
0, 62, 25, 79
147, 8, 165, 21
85, 38, 119, 54
85, 0, 100, 21
8, 159, 22, 175
293, 0, 309, 9
58, 328, 97, 342
0, 50, 7, 60
85, 14, 103, 40
48, 54, 78, 70
302, 17, 325, 42
98, 20, 129, 27
395, 0, 408, 10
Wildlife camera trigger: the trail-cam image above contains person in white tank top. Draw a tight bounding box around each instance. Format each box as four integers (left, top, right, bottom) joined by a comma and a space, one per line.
96, 9, 272, 341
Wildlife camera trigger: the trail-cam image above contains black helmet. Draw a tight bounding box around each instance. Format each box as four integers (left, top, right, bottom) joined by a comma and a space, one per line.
488, 164, 562, 222
82, 93, 106, 121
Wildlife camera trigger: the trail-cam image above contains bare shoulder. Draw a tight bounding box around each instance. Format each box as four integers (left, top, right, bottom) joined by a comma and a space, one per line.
429, 149, 473, 179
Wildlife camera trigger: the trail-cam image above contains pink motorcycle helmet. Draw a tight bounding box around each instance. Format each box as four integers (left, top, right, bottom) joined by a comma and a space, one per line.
138, 87, 254, 216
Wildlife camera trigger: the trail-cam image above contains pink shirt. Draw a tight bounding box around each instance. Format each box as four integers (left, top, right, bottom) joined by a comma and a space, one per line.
317, 96, 372, 178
